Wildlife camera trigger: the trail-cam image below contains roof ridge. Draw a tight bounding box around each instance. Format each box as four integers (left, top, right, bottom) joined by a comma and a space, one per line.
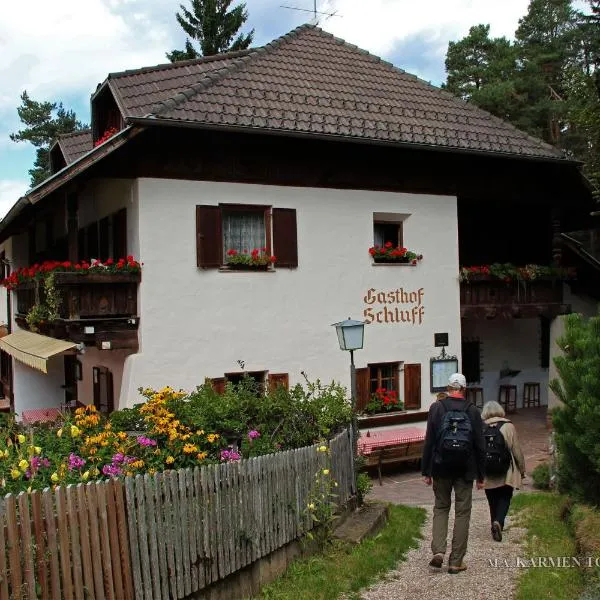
58, 128, 92, 140
108, 48, 254, 80
311, 26, 563, 158
149, 24, 315, 117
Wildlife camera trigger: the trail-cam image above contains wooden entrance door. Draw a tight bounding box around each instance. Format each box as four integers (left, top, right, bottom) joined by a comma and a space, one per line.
93, 366, 114, 414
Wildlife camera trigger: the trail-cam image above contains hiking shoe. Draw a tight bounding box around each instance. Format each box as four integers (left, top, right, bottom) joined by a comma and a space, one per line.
429, 553, 444, 568
492, 521, 502, 542
448, 564, 467, 574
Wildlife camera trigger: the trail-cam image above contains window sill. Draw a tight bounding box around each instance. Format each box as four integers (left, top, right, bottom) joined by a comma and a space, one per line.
371, 262, 418, 267
218, 267, 276, 273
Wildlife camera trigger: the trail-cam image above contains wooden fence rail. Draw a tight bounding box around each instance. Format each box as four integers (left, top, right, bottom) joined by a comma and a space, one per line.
0, 428, 353, 599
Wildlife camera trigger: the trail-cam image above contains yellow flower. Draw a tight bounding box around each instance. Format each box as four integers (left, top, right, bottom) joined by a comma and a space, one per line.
117, 432, 128, 440
18, 459, 29, 471
183, 444, 198, 454
27, 486, 32, 493
34, 446, 41, 455
70, 425, 81, 438
196, 430, 205, 436
322, 469, 330, 476
11, 468, 21, 480
318, 445, 328, 453
17, 434, 26, 444
3, 449, 9, 458
57, 428, 63, 438
207, 434, 219, 443
51, 473, 59, 482
196, 452, 208, 461
165, 456, 175, 465
307, 502, 315, 510
130, 460, 144, 469
82, 471, 90, 481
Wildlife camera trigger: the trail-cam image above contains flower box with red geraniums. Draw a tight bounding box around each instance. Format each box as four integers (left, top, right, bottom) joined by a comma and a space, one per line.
94, 127, 119, 147
364, 388, 404, 415
459, 263, 576, 283
1, 257, 142, 290
369, 243, 423, 265
225, 248, 276, 270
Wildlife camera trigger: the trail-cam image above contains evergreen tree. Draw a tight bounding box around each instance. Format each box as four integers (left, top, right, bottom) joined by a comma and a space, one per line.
550, 311, 600, 505
10, 91, 87, 188
443, 25, 519, 119
167, 0, 254, 62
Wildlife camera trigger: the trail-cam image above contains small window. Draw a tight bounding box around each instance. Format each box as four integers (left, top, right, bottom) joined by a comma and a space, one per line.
196, 205, 298, 269
374, 222, 402, 248
222, 207, 268, 256
368, 362, 400, 395
225, 370, 267, 394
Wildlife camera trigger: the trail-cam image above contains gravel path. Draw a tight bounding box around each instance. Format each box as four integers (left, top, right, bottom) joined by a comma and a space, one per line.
359, 498, 527, 600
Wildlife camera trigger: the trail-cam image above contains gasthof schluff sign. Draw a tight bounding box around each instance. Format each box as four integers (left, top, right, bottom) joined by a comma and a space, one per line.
363, 287, 425, 325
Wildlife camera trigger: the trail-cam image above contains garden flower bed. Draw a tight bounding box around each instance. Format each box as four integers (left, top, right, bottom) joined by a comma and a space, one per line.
0, 377, 351, 495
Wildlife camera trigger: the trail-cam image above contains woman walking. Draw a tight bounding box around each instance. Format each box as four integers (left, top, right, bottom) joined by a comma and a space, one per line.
481, 400, 526, 542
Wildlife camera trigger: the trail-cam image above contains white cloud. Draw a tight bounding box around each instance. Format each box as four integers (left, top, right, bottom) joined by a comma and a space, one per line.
0, 180, 28, 221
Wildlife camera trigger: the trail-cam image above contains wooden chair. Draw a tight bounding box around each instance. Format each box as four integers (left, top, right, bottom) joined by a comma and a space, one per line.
498, 385, 517, 414
523, 382, 541, 408
466, 387, 484, 409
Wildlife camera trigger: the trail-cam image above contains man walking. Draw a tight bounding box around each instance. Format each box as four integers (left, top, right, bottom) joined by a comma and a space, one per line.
422, 373, 485, 574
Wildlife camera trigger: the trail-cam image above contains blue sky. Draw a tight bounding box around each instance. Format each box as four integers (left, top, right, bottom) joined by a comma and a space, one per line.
0, 0, 585, 218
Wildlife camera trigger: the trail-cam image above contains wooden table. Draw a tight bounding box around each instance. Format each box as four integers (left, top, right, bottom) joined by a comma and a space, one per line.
358, 426, 426, 484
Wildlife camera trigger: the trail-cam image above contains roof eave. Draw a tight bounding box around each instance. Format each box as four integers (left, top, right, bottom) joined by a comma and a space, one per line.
128, 115, 580, 166
0, 126, 144, 243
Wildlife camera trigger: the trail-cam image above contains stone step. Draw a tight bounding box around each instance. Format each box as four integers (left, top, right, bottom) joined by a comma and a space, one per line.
333, 501, 389, 545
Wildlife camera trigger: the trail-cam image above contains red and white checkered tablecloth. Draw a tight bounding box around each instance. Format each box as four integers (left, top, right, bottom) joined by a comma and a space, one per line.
358, 426, 425, 455
22, 408, 61, 424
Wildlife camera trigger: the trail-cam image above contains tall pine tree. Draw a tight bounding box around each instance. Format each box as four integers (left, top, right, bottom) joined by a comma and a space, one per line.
10, 91, 87, 188
443, 25, 519, 119
167, 0, 254, 61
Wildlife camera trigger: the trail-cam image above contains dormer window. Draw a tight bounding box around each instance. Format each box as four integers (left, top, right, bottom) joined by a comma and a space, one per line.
91, 83, 124, 145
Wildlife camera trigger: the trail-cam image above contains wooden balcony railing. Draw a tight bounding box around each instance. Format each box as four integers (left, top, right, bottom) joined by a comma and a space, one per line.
14, 272, 140, 347
460, 278, 570, 318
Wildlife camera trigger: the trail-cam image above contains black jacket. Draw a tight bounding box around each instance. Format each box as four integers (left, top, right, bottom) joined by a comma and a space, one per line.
421, 396, 486, 482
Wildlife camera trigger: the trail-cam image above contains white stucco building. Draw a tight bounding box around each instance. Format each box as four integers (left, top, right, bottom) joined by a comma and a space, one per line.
0, 25, 597, 424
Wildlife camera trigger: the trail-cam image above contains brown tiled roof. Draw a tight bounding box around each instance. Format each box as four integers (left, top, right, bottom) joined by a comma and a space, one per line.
108, 50, 252, 118
102, 25, 563, 160
56, 129, 93, 164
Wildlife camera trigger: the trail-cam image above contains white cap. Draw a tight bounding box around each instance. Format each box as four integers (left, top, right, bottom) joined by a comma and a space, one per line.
448, 373, 467, 389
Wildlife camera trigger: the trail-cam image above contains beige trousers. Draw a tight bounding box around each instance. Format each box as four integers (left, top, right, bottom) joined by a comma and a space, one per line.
431, 476, 473, 566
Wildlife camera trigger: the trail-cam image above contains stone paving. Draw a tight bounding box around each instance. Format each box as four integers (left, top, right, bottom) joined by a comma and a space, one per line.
365, 407, 549, 506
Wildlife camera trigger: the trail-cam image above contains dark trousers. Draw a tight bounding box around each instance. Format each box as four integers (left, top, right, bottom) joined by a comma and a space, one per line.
485, 485, 514, 529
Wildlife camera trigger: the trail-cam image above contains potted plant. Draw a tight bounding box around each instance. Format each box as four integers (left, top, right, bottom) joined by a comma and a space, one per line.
368, 242, 423, 264
225, 248, 276, 270
364, 388, 404, 414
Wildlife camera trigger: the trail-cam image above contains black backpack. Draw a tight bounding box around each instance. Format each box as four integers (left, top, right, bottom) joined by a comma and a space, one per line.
434, 399, 474, 470
483, 421, 512, 476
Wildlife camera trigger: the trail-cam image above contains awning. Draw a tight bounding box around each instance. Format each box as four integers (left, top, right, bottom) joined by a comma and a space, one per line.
0, 330, 77, 373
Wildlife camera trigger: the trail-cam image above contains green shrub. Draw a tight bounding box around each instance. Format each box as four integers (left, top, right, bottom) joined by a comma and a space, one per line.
550, 311, 600, 504
108, 405, 146, 432
532, 463, 551, 490
357, 472, 373, 502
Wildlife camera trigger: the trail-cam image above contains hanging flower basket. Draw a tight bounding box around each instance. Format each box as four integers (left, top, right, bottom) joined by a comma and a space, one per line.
459, 263, 576, 283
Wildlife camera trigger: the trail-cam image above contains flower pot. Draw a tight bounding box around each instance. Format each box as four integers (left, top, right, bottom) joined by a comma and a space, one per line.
372, 257, 412, 264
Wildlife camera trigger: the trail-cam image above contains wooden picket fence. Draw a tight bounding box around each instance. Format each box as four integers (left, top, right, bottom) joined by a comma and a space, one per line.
0, 428, 354, 599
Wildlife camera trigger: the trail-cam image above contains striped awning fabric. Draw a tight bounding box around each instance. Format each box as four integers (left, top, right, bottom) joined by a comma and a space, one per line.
0, 329, 76, 373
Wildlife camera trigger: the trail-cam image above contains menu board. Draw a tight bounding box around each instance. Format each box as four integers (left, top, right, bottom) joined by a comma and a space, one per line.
430, 358, 459, 392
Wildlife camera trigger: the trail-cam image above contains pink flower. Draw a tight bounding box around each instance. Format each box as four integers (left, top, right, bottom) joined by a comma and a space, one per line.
68, 453, 86, 471
137, 436, 157, 447
248, 430, 260, 440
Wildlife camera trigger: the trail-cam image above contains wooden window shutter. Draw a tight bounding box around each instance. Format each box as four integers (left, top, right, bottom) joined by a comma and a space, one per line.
112, 208, 127, 259
268, 373, 289, 392
196, 206, 222, 268
272, 208, 298, 268
211, 377, 226, 394
355, 367, 370, 412
404, 363, 422, 410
